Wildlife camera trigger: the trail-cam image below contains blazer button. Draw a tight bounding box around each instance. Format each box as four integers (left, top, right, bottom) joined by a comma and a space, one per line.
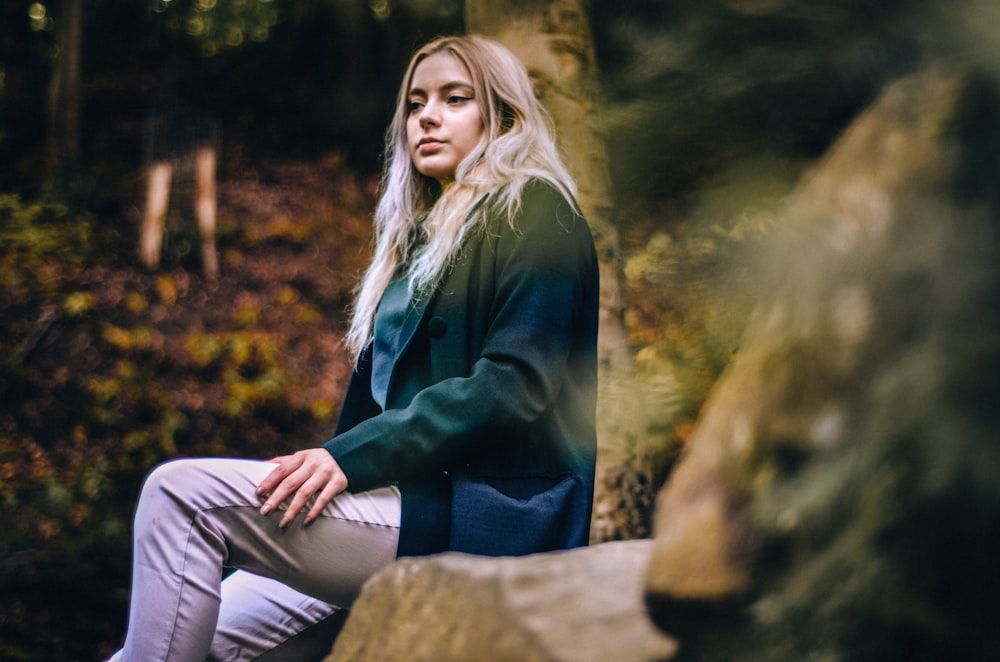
427, 317, 447, 338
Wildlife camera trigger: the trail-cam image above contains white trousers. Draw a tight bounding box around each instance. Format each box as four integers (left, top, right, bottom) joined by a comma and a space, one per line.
106, 458, 401, 662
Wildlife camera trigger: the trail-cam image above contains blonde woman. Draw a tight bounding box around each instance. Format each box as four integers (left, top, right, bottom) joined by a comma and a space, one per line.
108, 35, 598, 661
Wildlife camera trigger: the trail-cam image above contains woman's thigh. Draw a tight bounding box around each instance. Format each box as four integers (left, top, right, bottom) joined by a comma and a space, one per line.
150, 457, 402, 605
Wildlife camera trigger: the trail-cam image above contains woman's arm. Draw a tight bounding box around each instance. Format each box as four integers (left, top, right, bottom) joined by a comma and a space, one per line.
325, 183, 598, 491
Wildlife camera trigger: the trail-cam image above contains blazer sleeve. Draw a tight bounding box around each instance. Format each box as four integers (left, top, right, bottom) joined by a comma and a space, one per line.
324, 183, 598, 491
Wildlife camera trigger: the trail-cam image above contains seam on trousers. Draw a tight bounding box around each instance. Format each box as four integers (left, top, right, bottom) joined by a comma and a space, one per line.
201, 503, 402, 529
162, 514, 200, 661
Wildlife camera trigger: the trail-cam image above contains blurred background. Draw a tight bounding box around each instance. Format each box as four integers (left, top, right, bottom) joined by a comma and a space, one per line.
1, 0, 994, 659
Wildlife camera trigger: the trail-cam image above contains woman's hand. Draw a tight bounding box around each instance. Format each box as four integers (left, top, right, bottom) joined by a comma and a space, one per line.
255, 449, 349, 528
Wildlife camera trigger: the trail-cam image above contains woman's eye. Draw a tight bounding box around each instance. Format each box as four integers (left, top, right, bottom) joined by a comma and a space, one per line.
448, 95, 470, 104
407, 100, 423, 113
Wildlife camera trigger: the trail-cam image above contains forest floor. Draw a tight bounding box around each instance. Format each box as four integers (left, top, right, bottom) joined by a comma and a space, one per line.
1, 157, 385, 660
120, 155, 380, 446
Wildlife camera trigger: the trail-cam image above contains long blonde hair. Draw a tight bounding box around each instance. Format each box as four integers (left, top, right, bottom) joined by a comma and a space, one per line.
346, 35, 577, 360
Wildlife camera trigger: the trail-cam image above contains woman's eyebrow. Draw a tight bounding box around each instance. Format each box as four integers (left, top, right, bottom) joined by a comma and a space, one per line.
408, 81, 474, 97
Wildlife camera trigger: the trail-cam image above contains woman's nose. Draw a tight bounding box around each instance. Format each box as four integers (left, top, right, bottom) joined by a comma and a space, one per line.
419, 102, 440, 128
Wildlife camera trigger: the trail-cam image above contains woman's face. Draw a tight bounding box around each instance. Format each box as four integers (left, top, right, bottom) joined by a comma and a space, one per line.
406, 52, 485, 185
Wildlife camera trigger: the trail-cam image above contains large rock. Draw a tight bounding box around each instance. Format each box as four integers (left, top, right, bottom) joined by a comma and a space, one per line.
646, 64, 1000, 660
325, 540, 677, 662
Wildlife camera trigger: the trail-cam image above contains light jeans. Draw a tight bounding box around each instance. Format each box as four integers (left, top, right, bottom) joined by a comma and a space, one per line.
105, 458, 401, 662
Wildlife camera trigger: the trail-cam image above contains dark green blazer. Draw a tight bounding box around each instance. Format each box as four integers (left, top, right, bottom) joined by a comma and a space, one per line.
325, 181, 598, 557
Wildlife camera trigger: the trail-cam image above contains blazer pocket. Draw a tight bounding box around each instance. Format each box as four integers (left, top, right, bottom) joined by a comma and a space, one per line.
449, 473, 578, 556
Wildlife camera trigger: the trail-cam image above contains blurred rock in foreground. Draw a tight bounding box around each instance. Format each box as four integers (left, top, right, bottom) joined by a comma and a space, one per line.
646, 64, 1000, 661
325, 540, 676, 662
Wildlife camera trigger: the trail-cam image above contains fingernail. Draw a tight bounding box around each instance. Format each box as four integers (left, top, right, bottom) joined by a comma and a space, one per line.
303, 516, 314, 528
279, 516, 290, 529
255, 486, 265, 497
260, 504, 272, 516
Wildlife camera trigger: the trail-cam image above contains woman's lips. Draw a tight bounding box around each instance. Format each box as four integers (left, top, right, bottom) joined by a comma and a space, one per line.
417, 139, 443, 154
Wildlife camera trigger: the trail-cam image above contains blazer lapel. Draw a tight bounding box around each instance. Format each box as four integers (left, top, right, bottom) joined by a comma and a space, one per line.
381, 284, 435, 406
383, 192, 489, 405
396, 287, 434, 360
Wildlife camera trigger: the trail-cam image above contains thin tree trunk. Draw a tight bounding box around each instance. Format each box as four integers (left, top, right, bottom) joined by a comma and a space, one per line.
466, 0, 644, 541
45, 0, 83, 191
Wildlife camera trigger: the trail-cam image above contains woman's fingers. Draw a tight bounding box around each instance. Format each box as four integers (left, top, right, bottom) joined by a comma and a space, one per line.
255, 454, 299, 501
257, 449, 348, 528
304, 474, 348, 526
257, 455, 306, 517
278, 469, 327, 528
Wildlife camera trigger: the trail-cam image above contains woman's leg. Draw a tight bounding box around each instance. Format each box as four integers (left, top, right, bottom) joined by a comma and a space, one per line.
108, 573, 346, 662
109, 457, 400, 662
209, 571, 344, 662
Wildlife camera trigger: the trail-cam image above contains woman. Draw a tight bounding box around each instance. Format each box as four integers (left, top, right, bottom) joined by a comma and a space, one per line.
108, 34, 598, 661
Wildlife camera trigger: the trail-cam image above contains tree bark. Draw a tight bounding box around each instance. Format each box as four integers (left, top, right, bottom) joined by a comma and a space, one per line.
45, 0, 83, 191
466, 0, 644, 541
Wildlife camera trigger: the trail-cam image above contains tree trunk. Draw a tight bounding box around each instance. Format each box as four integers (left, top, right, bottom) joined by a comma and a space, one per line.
45, 0, 83, 192
466, 0, 646, 541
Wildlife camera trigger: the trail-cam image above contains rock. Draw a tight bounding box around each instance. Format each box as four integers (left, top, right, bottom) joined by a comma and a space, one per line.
646, 64, 1000, 660
325, 540, 677, 662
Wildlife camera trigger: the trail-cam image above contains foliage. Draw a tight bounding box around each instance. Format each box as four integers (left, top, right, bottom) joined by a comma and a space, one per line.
0, 195, 90, 301
0, 158, 374, 659
151, 0, 282, 56
592, 0, 953, 203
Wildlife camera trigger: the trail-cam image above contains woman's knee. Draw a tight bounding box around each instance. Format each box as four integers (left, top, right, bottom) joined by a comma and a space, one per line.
138, 458, 265, 516
141, 458, 198, 495
135, 458, 217, 518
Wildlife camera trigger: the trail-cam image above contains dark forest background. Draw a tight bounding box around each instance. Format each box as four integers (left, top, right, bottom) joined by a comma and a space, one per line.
1, 0, 987, 659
